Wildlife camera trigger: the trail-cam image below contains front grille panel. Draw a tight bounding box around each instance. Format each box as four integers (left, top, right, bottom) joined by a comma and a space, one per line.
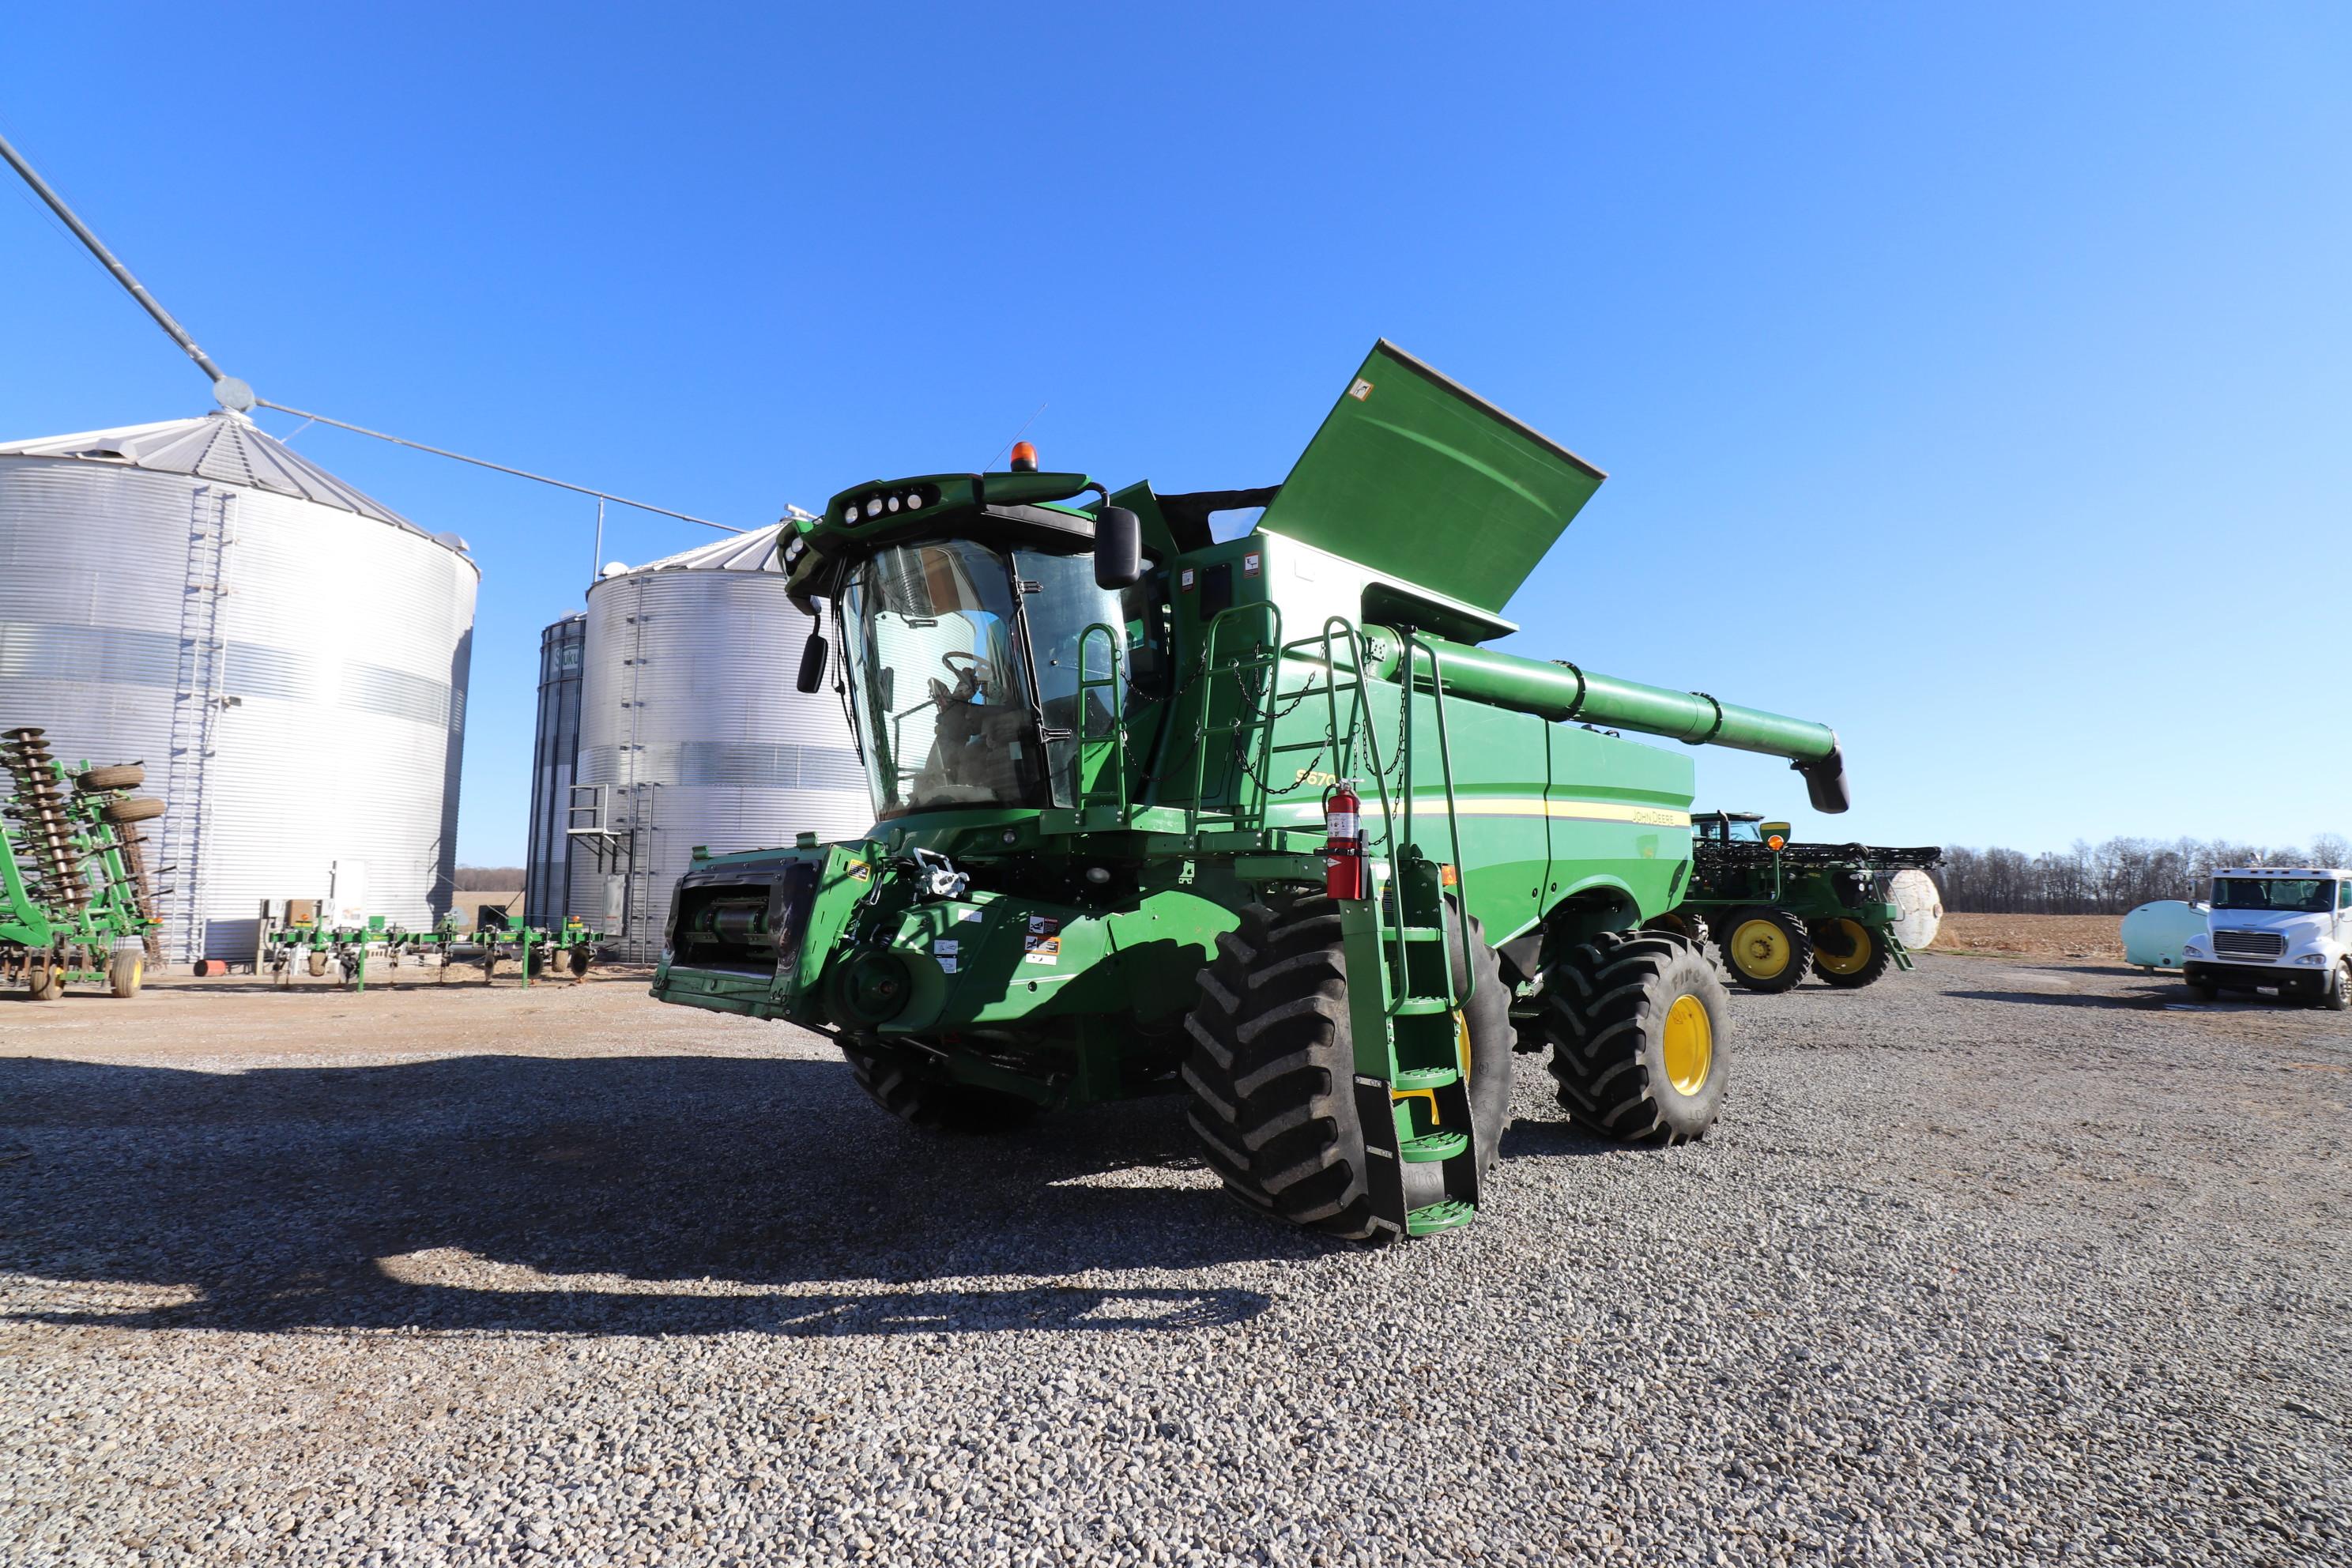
2212, 929, 2286, 959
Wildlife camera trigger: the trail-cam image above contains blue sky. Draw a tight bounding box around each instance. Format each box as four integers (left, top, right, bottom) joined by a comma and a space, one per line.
4, 3, 2346, 863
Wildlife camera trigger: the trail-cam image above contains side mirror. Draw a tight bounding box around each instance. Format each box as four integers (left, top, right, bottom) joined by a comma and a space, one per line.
795, 631, 828, 694
1094, 506, 1142, 590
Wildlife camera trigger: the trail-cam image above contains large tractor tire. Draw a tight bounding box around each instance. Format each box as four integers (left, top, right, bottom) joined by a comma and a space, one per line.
1719, 906, 1812, 993
1538, 929, 1732, 1144
1182, 894, 1513, 1243
1809, 918, 1894, 989
77, 763, 145, 792
839, 1036, 1042, 1133
102, 797, 166, 824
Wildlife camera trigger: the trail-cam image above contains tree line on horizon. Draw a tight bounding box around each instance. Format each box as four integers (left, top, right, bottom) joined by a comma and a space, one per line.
1933, 836, 2350, 916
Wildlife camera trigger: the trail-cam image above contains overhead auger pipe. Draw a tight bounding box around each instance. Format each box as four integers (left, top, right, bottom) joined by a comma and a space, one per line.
1361, 628, 1852, 813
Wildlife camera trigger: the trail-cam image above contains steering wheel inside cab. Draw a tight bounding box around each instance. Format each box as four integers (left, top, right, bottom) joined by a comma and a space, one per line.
932, 650, 991, 707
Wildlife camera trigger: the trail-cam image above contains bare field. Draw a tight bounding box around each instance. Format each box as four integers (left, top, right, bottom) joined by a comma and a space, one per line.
1928, 911, 2125, 959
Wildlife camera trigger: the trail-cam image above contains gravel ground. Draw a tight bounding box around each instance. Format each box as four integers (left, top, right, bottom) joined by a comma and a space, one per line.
4, 957, 2350, 1566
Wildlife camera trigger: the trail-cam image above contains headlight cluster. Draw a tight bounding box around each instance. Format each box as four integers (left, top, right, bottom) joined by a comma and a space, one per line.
2296, 953, 2328, 966
839, 484, 938, 526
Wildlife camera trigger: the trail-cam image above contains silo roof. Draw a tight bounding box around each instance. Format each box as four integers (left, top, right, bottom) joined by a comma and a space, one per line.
621, 526, 786, 575
0, 409, 437, 541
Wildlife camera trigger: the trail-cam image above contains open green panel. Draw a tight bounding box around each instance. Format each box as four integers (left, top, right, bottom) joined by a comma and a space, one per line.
1257, 341, 1607, 616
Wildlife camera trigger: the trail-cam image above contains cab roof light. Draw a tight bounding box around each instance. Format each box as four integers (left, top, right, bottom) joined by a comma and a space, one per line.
1009, 441, 1038, 473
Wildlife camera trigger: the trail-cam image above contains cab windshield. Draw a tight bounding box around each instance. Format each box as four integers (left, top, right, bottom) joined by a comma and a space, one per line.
838, 539, 1164, 820
2211, 878, 2338, 914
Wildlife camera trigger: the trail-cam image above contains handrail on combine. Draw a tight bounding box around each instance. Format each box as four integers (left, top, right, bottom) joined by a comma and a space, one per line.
1400, 629, 1474, 1008
1072, 621, 1128, 816
1185, 602, 1283, 838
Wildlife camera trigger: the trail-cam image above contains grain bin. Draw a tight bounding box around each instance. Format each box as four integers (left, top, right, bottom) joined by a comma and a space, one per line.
574, 530, 865, 959
524, 611, 586, 924
0, 411, 477, 960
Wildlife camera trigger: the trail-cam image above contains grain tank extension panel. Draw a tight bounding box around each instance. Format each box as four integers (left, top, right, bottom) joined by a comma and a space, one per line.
1258, 340, 1606, 621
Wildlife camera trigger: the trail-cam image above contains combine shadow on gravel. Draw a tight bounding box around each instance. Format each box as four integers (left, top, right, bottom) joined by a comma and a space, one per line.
0, 1054, 1285, 1337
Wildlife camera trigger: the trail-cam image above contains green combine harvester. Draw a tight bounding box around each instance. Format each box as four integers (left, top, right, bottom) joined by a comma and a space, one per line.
1650, 812, 1943, 992
2, 726, 164, 999
651, 343, 1852, 1241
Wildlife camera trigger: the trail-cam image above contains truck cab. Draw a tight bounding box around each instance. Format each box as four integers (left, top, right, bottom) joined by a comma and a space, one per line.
2180, 867, 2352, 1008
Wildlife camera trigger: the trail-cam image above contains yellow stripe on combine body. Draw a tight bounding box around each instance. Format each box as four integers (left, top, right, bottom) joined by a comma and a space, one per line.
1442, 797, 1692, 828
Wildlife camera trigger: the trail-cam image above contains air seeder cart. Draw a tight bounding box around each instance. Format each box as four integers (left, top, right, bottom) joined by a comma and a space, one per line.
1651, 812, 1942, 992
651, 343, 1856, 1241
2, 726, 164, 999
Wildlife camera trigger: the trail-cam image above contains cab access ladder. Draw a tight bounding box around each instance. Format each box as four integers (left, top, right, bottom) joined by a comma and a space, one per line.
1188, 612, 1488, 1238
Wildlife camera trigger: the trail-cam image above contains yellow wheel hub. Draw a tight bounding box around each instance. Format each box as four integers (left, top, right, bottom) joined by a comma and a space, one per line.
1814, 919, 1875, 976
1731, 918, 1791, 978
1661, 993, 1714, 1096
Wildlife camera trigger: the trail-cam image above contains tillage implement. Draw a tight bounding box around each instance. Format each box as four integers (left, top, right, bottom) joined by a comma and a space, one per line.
651, 343, 1855, 1241
2, 726, 164, 999
1655, 812, 1943, 993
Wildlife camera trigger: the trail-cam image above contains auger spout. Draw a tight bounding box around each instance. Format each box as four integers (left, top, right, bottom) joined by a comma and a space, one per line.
1366, 629, 1851, 813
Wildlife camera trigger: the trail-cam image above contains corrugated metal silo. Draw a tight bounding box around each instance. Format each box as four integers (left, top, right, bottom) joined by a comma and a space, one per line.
524, 611, 586, 924
0, 411, 477, 960
575, 530, 867, 959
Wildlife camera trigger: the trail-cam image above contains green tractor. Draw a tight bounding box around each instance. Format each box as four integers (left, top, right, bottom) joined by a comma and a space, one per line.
652, 342, 1853, 1241
2, 726, 164, 999
1652, 811, 1942, 993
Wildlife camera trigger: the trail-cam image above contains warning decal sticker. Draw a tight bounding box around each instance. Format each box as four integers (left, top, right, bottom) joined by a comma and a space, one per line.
1022, 914, 1062, 965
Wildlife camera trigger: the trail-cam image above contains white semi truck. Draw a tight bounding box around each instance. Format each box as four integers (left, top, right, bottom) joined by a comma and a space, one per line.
2180, 867, 2352, 1009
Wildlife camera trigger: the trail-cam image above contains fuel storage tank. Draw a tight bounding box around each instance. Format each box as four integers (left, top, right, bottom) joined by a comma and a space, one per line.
0, 411, 477, 961
574, 530, 865, 959
523, 610, 586, 925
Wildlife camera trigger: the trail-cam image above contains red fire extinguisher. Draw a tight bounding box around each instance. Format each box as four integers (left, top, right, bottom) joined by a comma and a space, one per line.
1323, 779, 1366, 900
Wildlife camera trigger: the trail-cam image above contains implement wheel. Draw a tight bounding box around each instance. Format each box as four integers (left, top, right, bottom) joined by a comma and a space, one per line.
1538, 929, 1731, 1144
103, 797, 166, 824
108, 952, 144, 998
839, 1037, 1042, 1133
77, 763, 145, 792
27, 961, 63, 1001
306, 951, 329, 978
1809, 918, 1893, 989
1720, 907, 1811, 993
1182, 894, 1513, 1243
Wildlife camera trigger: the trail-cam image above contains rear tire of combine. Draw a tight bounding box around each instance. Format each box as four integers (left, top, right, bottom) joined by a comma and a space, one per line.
102, 797, 166, 824
1642, 909, 1710, 946
1540, 929, 1732, 1144
1809, 918, 1893, 989
77, 763, 145, 792
1181, 894, 1513, 1244
108, 952, 144, 998
839, 1037, 1042, 1133
1720, 907, 1811, 993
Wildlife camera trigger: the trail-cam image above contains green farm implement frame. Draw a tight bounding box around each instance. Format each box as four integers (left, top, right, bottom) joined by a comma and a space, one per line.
1, 726, 164, 1000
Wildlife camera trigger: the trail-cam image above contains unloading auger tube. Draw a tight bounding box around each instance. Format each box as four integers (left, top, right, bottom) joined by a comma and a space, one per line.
1360, 628, 1851, 813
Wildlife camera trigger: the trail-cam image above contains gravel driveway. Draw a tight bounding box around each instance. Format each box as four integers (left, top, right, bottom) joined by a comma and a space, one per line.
4, 958, 2349, 1566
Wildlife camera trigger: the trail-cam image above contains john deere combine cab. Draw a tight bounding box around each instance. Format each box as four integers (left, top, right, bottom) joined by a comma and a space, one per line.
1653, 812, 1942, 992
2, 726, 164, 999
652, 343, 1853, 1241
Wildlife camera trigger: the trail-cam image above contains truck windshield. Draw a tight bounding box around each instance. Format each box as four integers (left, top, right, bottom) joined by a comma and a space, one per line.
840, 541, 1046, 818
2211, 878, 2336, 914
